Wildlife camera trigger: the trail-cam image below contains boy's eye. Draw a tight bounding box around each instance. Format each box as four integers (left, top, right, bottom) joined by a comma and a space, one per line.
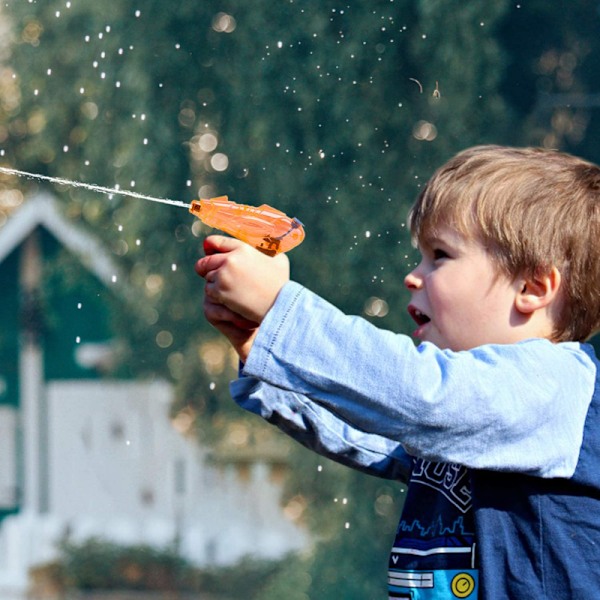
433, 248, 449, 260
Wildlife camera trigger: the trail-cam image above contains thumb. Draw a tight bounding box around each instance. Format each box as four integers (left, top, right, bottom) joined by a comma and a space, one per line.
203, 234, 245, 256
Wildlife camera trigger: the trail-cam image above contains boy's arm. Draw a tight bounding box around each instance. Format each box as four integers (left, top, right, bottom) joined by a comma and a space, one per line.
231, 376, 413, 482
196, 238, 412, 480
195, 236, 597, 478
243, 282, 597, 479
196, 240, 412, 481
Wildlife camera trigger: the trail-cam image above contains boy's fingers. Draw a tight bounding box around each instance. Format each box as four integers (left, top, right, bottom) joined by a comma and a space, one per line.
203, 275, 221, 302
194, 252, 228, 278
196, 235, 249, 277
204, 298, 258, 330
204, 297, 237, 324
203, 235, 244, 255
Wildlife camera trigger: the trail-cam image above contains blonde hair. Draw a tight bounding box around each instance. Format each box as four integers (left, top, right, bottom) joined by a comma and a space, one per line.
409, 145, 600, 342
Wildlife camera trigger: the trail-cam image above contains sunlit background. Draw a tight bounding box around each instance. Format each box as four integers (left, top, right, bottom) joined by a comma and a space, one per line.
0, 1, 599, 599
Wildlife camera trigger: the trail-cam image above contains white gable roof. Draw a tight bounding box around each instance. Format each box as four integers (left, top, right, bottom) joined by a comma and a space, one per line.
0, 191, 130, 296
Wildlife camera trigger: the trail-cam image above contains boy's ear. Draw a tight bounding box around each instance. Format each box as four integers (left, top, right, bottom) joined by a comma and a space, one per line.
515, 266, 562, 314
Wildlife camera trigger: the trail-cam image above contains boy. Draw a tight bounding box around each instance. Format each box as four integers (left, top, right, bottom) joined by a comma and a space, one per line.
195, 145, 600, 598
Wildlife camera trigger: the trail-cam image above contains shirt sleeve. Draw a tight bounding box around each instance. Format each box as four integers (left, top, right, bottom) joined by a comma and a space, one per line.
230, 376, 413, 482
243, 282, 598, 478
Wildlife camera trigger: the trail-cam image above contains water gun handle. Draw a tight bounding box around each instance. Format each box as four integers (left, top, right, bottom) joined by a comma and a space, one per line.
189, 196, 304, 255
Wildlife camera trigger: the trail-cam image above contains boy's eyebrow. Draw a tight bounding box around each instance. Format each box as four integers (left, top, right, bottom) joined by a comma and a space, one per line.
420, 229, 470, 252
420, 232, 447, 248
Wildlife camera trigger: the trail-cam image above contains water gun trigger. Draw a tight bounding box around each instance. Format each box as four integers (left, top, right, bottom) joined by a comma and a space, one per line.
189, 196, 305, 255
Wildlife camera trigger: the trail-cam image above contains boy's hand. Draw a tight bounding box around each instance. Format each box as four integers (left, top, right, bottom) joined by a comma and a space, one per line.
202, 296, 258, 362
195, 235, 290, 324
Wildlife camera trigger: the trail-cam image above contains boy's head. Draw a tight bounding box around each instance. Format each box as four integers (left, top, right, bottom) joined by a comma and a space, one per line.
409, 145, 600, 342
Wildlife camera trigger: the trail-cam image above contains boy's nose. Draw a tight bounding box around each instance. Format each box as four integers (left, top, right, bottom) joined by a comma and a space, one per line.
404, 268, 423, 290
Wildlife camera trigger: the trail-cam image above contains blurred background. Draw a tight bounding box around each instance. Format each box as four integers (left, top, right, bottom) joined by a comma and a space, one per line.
0, 1, 599, 598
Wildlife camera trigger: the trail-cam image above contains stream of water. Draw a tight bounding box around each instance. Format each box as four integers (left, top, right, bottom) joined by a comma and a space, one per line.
0, 166, 191, 210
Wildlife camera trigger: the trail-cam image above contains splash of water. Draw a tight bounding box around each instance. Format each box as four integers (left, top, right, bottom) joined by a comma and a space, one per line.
0, 166, 190, 209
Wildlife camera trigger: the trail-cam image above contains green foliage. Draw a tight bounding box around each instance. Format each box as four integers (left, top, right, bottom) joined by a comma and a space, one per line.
498, 0, 600, 159
258, 554, 313, 600
54, 538, 289, 597
197, 555, 289, 598
59, 538, 195, 591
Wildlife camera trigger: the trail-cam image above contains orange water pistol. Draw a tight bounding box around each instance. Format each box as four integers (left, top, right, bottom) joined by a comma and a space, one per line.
189, 196, 305, 255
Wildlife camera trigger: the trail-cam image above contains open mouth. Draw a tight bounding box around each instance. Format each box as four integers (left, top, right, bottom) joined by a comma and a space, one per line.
408, 306, 431, 326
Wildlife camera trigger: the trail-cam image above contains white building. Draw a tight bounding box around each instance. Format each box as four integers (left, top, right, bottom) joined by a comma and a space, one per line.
0, 192, 308, 598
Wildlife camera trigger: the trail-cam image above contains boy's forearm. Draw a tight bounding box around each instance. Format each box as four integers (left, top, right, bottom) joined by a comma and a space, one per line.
231, 376, 413, 482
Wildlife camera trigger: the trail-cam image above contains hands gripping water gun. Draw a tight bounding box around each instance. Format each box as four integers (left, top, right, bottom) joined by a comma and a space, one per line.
189, 196, 304, 255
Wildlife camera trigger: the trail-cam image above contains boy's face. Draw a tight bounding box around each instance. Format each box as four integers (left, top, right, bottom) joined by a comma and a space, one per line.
405, 226, 523, 351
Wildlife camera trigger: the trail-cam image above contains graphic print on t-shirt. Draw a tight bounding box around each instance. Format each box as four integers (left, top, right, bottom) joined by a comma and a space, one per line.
388, 459, 478, 599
